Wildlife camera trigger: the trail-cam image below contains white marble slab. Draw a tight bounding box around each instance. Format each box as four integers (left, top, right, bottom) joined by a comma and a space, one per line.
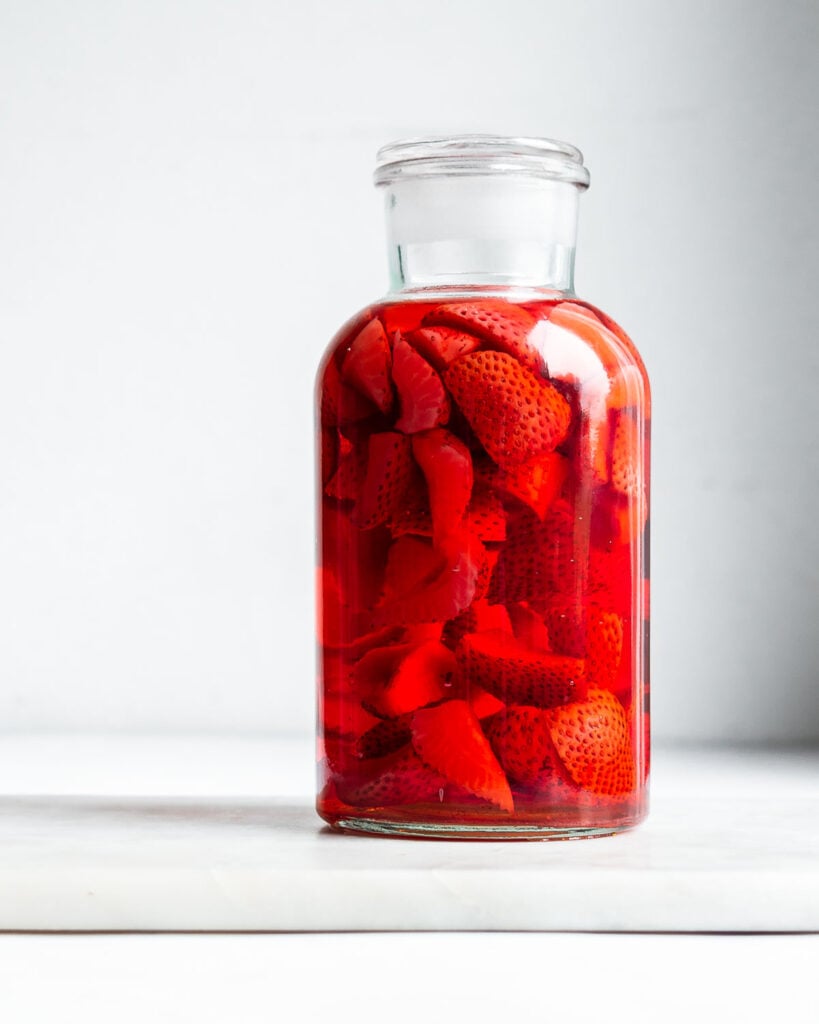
0, 739, 817, 932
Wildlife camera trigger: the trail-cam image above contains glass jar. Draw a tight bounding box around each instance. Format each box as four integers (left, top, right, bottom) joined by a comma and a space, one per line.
316, 136, 650, 839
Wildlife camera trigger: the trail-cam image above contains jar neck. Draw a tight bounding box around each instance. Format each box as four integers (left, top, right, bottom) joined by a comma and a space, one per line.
382, 175, 580, 295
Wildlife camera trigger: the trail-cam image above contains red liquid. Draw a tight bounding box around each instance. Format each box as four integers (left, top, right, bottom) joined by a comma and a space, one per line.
316, 297, 650, 837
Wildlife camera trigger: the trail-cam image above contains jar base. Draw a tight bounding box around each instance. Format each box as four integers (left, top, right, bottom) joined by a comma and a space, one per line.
329, 815, 644, 841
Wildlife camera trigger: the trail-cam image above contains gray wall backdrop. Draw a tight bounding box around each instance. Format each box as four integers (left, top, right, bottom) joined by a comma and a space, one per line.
1, 0, 817, 742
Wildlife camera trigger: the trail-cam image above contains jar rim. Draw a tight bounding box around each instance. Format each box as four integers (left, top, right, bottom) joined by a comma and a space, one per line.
374, 134, 590, 189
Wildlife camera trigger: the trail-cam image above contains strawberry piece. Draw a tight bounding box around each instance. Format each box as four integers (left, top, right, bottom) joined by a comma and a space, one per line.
391, 334, 450, 433
412, 699, 514, 811
320, 356, 376, 425
352, 432, 413, 529
499, 452, 568, 520
610, 411, 642, 497
381, 536, 443, 601
318, 567, 399, 652
445, 351, 571, 469
341, 318, 394, 414
320, 684, 382, 738
336, 747, 447, 808
320, 427, 338, 487
488, 500, 579, 605
465, 488, 507, 541
355, 716, 412, 759
457, 630, 586, 708
544, 688, 635, 796
423, 300, 541, 370
468, 686, 506, 719
412, 428, 473, 544
544, 601, 624, 689
372, 530, 481, 628
483, 706, 552, 785
507, 603, 551, 652
351, 643, 413, 695
406, 326, 480, 372
442, 599, 513, 649
366, 640, 457, 718
325, 435, 367, 500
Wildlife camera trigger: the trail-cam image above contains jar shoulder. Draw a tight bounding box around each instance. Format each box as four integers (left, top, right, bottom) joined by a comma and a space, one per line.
317, 293, 650, 418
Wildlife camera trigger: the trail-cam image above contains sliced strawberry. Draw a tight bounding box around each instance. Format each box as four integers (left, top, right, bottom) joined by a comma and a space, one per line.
442, 599, 513, 649
591, 486, 647, 550
412, 699, 514, 811
325, 435, 368, 500
610, 411, 642, 497
320, 683, 382, 738
507, 603, 551, 652
336, 747, 447, 807
341, 318, 394, 414
468, 686, 506, 719
372, 530, 481, 628
355, 716, 412, 759
406, 325, 480, 372
320, 355, 376, 426
317, 567, 400, 653
381, 536, 443, 601
391, 334, 450, 433
483, 706, 552, 785
412, 428, 473, 544
465, 487, 507, 541
544, 600, 624, 689
499, 452, 568, 520
445, 351, 571, 469
423, 300, 541, 370
488, 500, 579, 605
544, 688, 635, 796
351, 643, 413, 695
401, 623, 444, 644
457, 630, 586, 708
351, 432, 413, 529
366, 640, 457, 718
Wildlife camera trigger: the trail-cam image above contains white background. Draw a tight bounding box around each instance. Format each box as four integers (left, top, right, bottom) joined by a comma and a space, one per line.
1, 0, 817, 743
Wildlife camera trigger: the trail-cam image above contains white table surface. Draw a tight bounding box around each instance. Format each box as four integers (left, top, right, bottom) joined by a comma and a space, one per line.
0, 734, 817, 933
1, 735, 817, 1024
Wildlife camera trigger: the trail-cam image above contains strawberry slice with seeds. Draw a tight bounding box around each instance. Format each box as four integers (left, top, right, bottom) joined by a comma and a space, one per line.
412, 428, 473, 544
325, 435, 368, 500
545, 600, 624, 688
610, 411, 642, 497
544, 688, 635, 796
488, 500, 579, 606
351, 432, 413, 529
355, 716, 413, 759
423, 300, 541, 370
457, 630, 586, 708
337, 747, 447, 808
392, 333, 450, 433
341, 318, 394, 414
442, 599, 513, 649
445, 351, 571, 469
465, 487, 507, 541
499, 452, 568, 520
483, 706, 552, 785
406, 325, 480, 372
412, 699, 514, 811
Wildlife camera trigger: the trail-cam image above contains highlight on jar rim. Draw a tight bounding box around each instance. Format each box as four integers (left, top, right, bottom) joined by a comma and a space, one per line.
373, 134, 591, 189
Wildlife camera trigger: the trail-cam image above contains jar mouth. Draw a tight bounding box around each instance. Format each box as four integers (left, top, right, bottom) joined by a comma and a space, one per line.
374, 134, 590, 190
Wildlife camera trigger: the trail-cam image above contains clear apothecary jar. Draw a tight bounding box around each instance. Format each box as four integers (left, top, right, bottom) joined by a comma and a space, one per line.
316, 136, 649, 839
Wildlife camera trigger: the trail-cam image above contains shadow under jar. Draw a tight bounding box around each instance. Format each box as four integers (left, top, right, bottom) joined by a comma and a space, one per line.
316, 136, 650, 839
